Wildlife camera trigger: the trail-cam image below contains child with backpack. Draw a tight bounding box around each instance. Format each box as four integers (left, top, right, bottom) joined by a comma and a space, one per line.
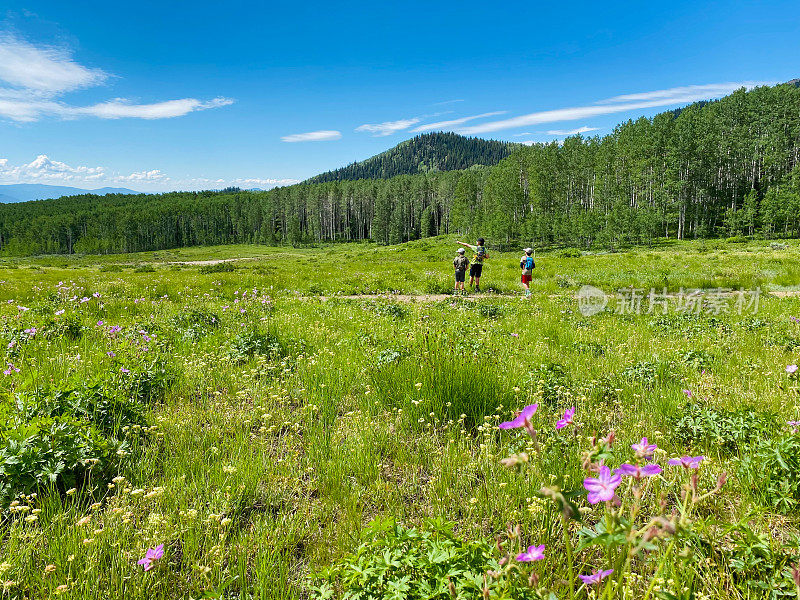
453, 247, 469, 294
457, 238, 488, 292
520, 247, 535, 297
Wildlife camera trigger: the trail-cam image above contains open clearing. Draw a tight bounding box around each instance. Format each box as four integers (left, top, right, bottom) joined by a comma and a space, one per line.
1, 237, 800, 599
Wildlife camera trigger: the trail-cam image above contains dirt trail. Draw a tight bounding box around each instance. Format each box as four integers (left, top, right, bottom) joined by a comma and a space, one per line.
169, 257, 261, 266
310, 290, 800, 303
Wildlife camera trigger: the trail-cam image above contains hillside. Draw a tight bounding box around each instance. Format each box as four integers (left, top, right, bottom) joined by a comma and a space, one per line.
2, 81, 800, 255
0, 184, 140, 203
306, 132, 518, 183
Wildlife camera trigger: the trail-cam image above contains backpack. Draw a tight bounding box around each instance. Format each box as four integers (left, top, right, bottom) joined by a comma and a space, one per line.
522, 256, 535, 275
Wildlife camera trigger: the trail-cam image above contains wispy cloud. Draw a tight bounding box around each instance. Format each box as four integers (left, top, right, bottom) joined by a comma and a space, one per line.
595, 82, 763, 104
0, 33, 234, 122
458, 81, 775, 135
545, 126, 599, 135
355, 118, 421, 137
0, 154, 298, 191
411, 111, 507, 133
0, 33, 107, 93
281, 130, 342, 143
432, 99, 465, 106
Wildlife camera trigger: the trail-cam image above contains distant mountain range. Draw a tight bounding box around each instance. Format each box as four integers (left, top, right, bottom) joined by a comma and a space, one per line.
306, 132, 520, 183
0, 184, 141, 203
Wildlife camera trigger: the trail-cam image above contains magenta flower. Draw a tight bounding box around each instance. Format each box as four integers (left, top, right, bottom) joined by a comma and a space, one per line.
137, 544, 164, 571
55, 309, 65, 316
499, 404, 538, 430
631, 437, 657, 460
579, 568, 614, 585
510, 333, 519, 338
583, 465, 621, 504
120, 367, 130, 374
788, 421, 800, 433
787, 364, 798, 375
516, 544, 545, 562
682, 389, 692, 398
616, 463, 662, 480
668, 455, 704, 469
3, 363, 20, 376
97, 321, 104, 327
556, 407, 575, 430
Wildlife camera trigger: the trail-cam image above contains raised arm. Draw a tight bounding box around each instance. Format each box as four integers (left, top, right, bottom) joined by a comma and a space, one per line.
457, 241, 477, 251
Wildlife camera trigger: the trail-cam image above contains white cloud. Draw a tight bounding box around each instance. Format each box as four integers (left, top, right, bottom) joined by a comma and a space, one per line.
0, 154, 297, 192
545, 126, 599, 135
411, 112, 507, 133
355, 118, 421, 137
0, 34, 107, 94
458, 81, 775, 135
0, 33, 233, 122
595, 82, 767, 104
281, 130, 342, 142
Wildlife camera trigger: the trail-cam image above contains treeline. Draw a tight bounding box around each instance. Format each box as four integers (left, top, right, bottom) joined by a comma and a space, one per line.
307, 132, 518, 182
1, 82, 800, 255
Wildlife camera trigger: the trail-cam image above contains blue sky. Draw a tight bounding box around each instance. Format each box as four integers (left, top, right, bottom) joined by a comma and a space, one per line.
0, 1, 798, 192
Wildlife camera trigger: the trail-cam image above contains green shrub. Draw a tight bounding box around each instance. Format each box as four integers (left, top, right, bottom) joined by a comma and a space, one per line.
224, 329, 301, 364
199, 262, 236, 274
527, 362, 571, 407
310, 518, 534, 599
558, 247, 582, 258
99, 264, 124, 272
681, 349, 713, 370
133, 265, 156, 273
117, 358, 176, 403
739, 434, 800, 512
369, 302, 407, 320
673, 403, 774, 454
0, 383, 147, 503
476, 302, 503, 319
171, 308, 219, 341
724, 523, 798, 595
618, 360, 672, 387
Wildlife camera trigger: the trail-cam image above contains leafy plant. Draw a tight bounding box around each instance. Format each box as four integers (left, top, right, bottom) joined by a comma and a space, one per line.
310, 518, 537, 599
199, 262, 236, 274
224, 329, 301, 364
739, 434, 800, 512
673, 404, 774, 454
527, 362, 570, 407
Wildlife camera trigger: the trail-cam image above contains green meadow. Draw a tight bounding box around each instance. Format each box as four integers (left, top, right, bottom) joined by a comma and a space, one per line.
1, 237, 800, 599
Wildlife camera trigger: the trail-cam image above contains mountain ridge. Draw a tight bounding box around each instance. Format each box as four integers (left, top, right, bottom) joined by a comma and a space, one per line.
306, 132, 519, 183
0, 184, 141, 204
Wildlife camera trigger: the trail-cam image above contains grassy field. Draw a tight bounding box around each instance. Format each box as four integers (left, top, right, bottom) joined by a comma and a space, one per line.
1, 237, 800, 599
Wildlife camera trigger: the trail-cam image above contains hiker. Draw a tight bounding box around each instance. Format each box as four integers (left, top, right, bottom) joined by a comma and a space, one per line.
520, 247, 535, 297
453, 247, 469, 294
457, 238, 488, 292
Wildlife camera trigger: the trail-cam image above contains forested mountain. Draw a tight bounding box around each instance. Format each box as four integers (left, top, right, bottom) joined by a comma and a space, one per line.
307, 132, 518, 182
1, 82, 800, 255
0, 184, 140, 203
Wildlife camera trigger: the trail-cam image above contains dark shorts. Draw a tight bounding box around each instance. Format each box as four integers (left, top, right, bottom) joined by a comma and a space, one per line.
521, 273, 532, 283
455, 270, 465, 282
469, 264, 483, 278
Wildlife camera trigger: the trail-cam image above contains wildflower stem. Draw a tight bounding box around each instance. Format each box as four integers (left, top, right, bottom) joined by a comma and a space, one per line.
562, 512, 575, 600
